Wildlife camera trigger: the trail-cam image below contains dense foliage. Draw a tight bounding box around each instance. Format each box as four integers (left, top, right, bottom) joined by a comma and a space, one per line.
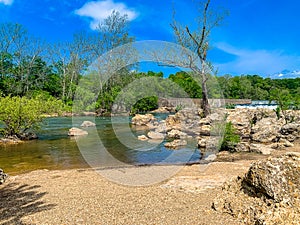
0, 95, 63, 137
169, 72, 300, 109
0, 21, 299, 121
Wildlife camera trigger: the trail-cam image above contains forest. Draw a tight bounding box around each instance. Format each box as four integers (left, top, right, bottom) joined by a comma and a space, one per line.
0, 18, 299, 116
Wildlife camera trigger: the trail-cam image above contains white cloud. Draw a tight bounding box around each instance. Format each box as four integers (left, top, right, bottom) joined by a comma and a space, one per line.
0, 0, 13, 5
75, 0, 138, 30
214, 43, 300, 76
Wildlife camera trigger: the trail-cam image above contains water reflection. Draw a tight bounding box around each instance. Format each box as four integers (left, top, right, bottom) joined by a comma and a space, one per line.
0, 116, 200, 175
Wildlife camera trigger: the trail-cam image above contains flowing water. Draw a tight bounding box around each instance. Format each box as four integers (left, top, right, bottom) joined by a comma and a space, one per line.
0, 115, 200, 175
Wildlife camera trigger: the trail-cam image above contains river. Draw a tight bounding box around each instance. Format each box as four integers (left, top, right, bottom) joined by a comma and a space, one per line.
0, 116, 200, 175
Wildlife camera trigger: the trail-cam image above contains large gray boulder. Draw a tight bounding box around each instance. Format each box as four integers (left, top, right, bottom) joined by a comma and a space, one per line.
213, 152, 300, 225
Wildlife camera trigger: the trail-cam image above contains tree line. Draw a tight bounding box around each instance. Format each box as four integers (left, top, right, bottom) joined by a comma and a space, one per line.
0, 19, 299, 115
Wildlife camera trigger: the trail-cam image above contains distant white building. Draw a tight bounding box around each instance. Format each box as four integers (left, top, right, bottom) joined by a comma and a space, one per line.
235, 100, 278, 110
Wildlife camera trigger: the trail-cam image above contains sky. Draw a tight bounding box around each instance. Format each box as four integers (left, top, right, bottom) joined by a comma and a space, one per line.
0, 0, 300, 77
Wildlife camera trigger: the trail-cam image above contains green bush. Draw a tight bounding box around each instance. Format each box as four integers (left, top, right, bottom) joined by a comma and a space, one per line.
131, 96, 158, 114
0, 96, 64, 138
220, 122, 240, 151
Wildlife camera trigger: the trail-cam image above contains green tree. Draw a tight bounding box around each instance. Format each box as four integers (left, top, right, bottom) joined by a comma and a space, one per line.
0, 96, 63, 138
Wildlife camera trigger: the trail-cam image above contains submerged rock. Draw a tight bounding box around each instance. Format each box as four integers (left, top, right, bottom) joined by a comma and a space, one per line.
137, 135, 148, 141
68, 127, 88, 136
213, 152, 300, 225
80, 121, 96, 127
147, 131, 165, 140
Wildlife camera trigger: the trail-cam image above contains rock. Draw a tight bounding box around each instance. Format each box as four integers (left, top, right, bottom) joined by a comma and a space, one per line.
18, 132, 38, 140
147, 131, 165, 140
154, 121, 168, 133
197, 138, 207, 148
131, 114, 156, 126
68, 127, 88, 136
199, 117, 211, 125
245, 152, 300, 202
206, 112, 224, 122
213, 152, 300, 225
82, 112, 97, 116
165, 115, 179, 128
234, 141, 250, 152
0, 135, 23, 144
151, 107, 175, 113
203, 154, 217, 162
164, 139, 187, 149
80, 121, 96, 127
250, 143, 273, 155
281, 123, 300, 139
167, 129, 188, 139
226, 109, 252, 138
0, 169, 7, 184
199, 125, 211, 136
251, 118, 282, 143
138, 135, 148, 141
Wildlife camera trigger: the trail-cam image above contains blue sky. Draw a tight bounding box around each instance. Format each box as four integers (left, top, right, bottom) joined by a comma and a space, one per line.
1, 0, 300, 77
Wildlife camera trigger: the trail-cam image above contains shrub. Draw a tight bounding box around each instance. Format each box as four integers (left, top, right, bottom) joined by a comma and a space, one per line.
220, 122, 240, 151
0, 96, 64, 138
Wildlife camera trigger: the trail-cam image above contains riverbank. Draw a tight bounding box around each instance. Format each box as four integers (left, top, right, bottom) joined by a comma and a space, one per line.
1, 142, 299, 224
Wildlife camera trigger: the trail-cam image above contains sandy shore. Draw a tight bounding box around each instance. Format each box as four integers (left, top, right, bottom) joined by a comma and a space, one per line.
1, 143, 299, 225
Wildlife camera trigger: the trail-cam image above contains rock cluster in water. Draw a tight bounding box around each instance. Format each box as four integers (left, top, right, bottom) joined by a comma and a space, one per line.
132, 108, 300, 152
212, 152, 300, 225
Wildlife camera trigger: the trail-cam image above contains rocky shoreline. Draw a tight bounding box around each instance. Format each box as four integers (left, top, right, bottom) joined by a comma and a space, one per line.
132, 108, 300, 155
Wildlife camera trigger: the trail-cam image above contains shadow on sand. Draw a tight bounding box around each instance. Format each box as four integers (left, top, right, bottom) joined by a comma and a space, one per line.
0, 182, 56, 225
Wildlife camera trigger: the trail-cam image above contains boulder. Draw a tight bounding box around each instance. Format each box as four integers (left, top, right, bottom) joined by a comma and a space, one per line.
154, 121, 168, 133
197, 138, 207, 148
226, 109, 252, 138
234, 141, 250, 152
251, 118, 282, 143
165, 115, 179, 128
213, 152, 300, 225
167, 129, 188, 139
18, 132, 38, 140
0, 169, 7, 184
80, 121, 96, 127
164, 139, 187, 149
147, 131, 165, 140
203, 154, 217, 162
68, 127, 88, 136
131, 114, 156, 126
199, 125, 211, 136
151, 107, 174, 113
250, 143, 273, 155
281, 123, 300, 138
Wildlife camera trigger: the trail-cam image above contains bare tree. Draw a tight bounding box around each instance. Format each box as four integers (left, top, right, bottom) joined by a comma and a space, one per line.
170, 0, 227, 116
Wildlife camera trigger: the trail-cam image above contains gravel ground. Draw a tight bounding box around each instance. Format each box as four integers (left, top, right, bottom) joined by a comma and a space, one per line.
1, 143, 299, 225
